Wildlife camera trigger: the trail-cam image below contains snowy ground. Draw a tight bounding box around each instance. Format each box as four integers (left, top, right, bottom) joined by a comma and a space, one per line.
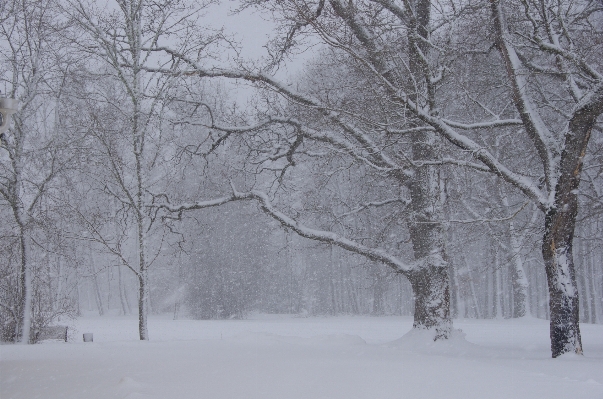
1, 314, 602, 399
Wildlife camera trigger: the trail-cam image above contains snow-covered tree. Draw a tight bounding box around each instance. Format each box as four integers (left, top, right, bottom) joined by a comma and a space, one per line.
147, 0, 602, 356
65, 0, 219, 340
0, 0, 81, 343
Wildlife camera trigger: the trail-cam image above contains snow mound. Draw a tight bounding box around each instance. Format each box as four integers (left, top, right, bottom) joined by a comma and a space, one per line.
117, 376, 149, 399
388, 328, 479, 356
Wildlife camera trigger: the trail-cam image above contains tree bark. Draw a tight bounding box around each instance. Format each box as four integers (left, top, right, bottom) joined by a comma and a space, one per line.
408, 263, 451, 339
542, 84, 603, 357
138, 269, 149, 340
407, 129, 452, 339
404, 0, 452, 339
17, 228, 32, 344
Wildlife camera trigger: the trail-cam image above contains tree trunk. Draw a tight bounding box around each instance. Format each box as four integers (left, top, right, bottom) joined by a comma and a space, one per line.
136, 210, 149, 340
542, 84, 603, 357
90, 255, 105, 316
407, 129, 452, 339
18, 229, 32, 344
503, 193, 531, 318
138, 269, 149, 340
468, 268, 481, 319
372, 273, 386, 315
408, 263, 451, 339
404, 0, 451, 339
451, 263, 465, 319
587, 246, 599, 324
542, 210, 582, 357
577, 234, 590, 323
495, 256, 503, 319
541, 125, 588, 355
118, 263, 130, 315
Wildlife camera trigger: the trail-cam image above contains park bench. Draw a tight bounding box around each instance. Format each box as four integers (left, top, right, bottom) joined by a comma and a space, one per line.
32, 325, 68, 342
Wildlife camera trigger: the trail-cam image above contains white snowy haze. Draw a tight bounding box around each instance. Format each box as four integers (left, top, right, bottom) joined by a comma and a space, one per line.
1, 0, 602, 397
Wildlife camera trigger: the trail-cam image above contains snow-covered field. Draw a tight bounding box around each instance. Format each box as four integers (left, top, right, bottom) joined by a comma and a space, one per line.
1, 314, 602, 399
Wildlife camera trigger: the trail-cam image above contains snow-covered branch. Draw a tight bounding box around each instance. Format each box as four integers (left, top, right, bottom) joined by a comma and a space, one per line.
155, 185, 413, 274
442, 119, 524, 130
491, 0, 559, 193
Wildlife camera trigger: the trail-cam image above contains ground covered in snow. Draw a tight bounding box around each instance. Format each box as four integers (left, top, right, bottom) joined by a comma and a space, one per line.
1, 314, 602, 399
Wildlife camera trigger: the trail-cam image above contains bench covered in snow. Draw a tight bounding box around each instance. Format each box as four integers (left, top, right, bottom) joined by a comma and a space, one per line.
33, 325, 68, 342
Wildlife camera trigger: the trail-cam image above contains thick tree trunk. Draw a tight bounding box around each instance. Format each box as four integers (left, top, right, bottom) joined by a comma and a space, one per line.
541, 84, 603, 357
542, 210, 582, 357
408, 130, 452, 339
404, 0, 451, 339
408, 263, 451, 339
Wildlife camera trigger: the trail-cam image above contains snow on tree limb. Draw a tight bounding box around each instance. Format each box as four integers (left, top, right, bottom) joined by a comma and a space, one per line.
141, 42, 551, 206
490, 0, 559, 194
154, 184, 413, 274
442, 119, 524, 130
220, 117, 410, 177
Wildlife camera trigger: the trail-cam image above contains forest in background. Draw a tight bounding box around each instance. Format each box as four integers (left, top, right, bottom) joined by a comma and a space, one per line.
0, 0, 601, 358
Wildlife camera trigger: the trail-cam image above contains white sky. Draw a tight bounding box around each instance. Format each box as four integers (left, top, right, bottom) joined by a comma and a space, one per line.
202, 1, 317, 78
198, 1, 319, 105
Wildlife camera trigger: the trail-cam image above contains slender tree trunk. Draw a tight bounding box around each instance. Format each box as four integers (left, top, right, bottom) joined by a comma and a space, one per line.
588, 244, 599, 324
107, 265, 112, 312
451, 264, 464, 319
578, 234, 591, 323
18, 227, 32, 344
173, 257, 183, 320
487, 261, 494, 318
118, 263, 130, 315
372, 273, 385, 315
138, 269, 149, 340
510, 239, 530, 318
494, 252, 503, 319
585, 223, 599, 324
136, 198, 149, 340
503, 194, 531, 318
468, 268, 481, 319
90, 256, 105, 316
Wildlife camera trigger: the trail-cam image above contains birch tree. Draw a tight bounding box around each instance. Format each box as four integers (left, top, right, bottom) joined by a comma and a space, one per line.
65, 0, 220, 340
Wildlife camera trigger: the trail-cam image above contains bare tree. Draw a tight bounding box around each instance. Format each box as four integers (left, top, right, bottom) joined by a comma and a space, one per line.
64, 0, 220, 340
0, 0, 80, 343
